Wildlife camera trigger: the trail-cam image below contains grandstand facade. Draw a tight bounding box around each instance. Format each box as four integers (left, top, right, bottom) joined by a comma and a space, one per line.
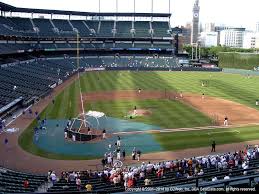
0, 2, 174, 54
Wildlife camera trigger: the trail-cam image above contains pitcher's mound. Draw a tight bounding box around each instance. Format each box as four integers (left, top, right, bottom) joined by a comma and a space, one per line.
128, 109, 152, 116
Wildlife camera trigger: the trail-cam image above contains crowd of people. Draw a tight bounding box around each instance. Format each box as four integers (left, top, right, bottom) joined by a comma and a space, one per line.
101, 136, 142, 168
47, 145, 259, 191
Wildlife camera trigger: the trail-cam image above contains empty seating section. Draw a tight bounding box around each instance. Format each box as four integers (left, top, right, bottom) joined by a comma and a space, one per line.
84, 43, 96, 48
0, 17, 173, 44
90, 56, 178, 68
99, 21, 115, 37
0, 168, 47, 193
0, 17, 33, 31
0, 58, 79, 109
153, 42, 173, 49
70, 20, 91, 36
115, 42, 133, 48
115, 21, 132, 38
52, 19, 73, 32
0, 44, 31, 54
104, 42, 114, 48
83, 57, 104, 67
134, 42, 152, 49
152, 21, 171, 37
134, 21, 151, 38
10, 17, 34, 31
0, 17, 37, 37
33, 18, 56, 37
84, 21, 99, 35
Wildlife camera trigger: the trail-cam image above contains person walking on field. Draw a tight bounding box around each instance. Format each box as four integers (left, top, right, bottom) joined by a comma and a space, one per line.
133, 106, 137, 115
116, 147, 121, 160
224, 116, 228, 126
180, 92, 183, 98
137, 150, 141, 161
102, 129, 106, 139
211, 141, 216, 152
122, 149, 126, 161
202, 93, 205, 100
117, 136, 121, 147
132, 147, 136, 160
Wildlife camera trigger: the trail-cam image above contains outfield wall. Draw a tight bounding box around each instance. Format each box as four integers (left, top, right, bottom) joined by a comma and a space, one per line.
219, 52, 259, 70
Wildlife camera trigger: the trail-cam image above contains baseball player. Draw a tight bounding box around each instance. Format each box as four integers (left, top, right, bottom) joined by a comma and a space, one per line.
224, 116, 228, 126
134, 106, 137, 115
202, 93, 205, 100
180, 92, 183, 98
64, 127, 68, 139
117, 136, 121, 147
102, 129, 106, 139
87, 127, 92, 135
116, 147, 121, 160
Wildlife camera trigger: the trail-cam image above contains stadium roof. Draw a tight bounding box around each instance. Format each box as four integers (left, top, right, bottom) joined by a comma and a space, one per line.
0, 2, 171, 17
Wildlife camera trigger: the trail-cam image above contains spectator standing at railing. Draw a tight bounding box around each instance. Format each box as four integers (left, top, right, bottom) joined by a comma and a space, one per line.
50, 171, 57, 184
76, 177, 81, 190
23, 179, 29, 188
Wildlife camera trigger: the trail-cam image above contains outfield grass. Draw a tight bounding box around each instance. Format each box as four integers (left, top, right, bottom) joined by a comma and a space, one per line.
81, 71, 259, 109
86, 99, 212, 128
42, 71, 259, 119
18, 71, 259, 159
155, 126, 259, 151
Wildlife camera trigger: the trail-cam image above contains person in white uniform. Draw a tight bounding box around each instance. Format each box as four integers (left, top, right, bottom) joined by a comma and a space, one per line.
224, 116, 228, 126
117, 136, 121, 147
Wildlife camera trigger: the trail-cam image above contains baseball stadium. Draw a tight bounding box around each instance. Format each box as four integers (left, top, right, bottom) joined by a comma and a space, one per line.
0, 0, 259, 193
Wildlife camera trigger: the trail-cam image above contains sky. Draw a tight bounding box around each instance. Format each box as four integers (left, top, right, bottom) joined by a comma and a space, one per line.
1, 0, 259, 30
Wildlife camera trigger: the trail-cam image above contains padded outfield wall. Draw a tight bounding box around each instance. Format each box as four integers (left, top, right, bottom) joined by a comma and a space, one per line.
219, 52, 259, 70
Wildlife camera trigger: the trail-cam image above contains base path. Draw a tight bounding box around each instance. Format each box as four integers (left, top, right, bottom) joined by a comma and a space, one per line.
181, 93, 259, 125
82, 90, 177, 102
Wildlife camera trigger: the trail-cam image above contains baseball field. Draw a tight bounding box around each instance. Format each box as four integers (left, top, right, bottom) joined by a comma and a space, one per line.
18, 71, 259, 160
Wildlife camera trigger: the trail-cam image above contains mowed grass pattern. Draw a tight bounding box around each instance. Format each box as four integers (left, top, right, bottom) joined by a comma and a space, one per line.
155, 126, 259, 151
80, 71, 259, 109
86, 99, 212, 128
19, 71, 259, 159
44, 71, 259, 119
